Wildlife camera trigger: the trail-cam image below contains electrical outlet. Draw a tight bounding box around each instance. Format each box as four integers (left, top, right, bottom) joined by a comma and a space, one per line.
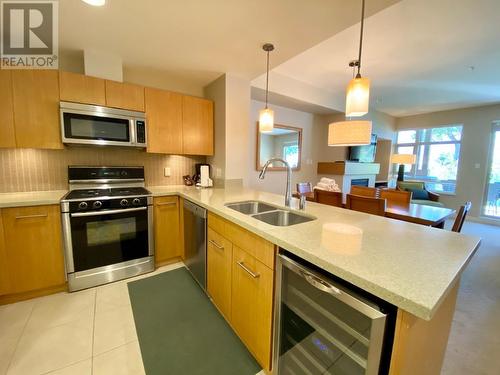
306, 159, 313, 165
474, 163, 480, 169
215, 168, 222, 178
164, 167, 171, 177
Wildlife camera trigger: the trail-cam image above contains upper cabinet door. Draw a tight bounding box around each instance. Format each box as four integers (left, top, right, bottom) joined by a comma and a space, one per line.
12, 70, 63, 149
59, 71, 106, 105
182, 96, 214, 155
145, 88, 183, 154
105, 80, 145, 111
0, 71, 16, 148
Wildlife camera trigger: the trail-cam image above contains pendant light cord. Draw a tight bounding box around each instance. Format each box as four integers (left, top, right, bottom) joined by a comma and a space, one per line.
265, 49, 270, 109
356, 0, 366, 78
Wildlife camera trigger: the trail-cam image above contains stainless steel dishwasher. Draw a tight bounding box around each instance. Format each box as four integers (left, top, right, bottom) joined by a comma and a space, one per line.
273, 252, 396, 375
183, 199, 207, 290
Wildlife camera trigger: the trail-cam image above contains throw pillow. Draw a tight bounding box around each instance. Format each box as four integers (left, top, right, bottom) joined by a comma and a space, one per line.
406, 188, 430, 200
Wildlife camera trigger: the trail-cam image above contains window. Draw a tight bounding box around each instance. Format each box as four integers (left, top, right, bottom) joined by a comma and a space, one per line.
283, 143, 299, 168
395, 125, 463, 193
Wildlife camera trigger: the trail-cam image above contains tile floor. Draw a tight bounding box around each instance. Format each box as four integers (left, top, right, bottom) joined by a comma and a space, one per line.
0, 262, 185, 375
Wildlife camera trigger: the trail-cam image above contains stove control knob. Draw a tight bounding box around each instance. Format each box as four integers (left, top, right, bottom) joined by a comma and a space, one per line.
132, 198, 141, 206
120, 199, 129, 207
78, 201, 88, 210
93, 201, 102, 209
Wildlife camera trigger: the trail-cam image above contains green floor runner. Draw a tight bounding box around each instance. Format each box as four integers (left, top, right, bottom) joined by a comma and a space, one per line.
127, 267, 261, 375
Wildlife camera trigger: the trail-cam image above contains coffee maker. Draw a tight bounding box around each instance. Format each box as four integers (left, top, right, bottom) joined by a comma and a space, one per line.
193, 163, 212, 187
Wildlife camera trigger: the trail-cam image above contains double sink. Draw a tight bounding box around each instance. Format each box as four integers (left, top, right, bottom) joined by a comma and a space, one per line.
225, 201, 315, 227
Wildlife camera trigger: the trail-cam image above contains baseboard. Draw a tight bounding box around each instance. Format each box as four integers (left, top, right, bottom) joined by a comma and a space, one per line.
0, 283, 67, 305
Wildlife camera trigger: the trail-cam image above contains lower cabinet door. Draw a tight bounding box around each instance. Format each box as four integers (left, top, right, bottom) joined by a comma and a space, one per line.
2, 205, 65, 294
207, 228, 232, 320
231, 245, 274, 370
154, 196, 180, 265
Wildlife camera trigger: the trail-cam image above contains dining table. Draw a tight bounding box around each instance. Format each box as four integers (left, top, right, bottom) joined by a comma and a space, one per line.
384, 202, 456, 228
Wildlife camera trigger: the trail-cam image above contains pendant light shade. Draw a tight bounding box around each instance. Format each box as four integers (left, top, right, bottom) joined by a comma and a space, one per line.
344, 0, 370, 118
259, 43, 275, 133
346, 76, 370, 117
328, 121, 372, 146
259, 108, 274, 133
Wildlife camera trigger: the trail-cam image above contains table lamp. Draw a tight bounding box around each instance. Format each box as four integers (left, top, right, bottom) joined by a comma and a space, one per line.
391, 154, 416, 181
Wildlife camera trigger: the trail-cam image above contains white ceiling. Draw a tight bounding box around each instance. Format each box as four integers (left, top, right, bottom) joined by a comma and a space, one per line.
269, 0, 500, 117
59, 0, 399, 88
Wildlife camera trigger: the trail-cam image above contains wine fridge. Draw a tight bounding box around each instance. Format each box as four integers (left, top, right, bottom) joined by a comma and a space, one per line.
273, 252, 395, 375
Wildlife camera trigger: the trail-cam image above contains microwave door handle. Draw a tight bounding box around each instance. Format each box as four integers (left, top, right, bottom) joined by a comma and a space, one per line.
71, 207, 147, 217
130, 119, 137, 145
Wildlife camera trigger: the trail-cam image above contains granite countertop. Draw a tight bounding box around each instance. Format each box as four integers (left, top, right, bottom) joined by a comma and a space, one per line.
149, 185, 480, 321
0, 185, 481, 321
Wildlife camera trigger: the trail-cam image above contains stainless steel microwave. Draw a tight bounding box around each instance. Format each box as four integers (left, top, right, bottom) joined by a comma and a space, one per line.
60, 101, 147, 148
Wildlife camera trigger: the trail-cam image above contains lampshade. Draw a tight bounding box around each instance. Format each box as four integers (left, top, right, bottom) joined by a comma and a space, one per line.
259, 108, 274, 133
328, 120, 372, 146
345, 77, 370, 117
391, 153, 416, 164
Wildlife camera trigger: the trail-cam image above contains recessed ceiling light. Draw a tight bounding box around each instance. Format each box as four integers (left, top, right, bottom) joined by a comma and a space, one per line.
81, 0, 106, 6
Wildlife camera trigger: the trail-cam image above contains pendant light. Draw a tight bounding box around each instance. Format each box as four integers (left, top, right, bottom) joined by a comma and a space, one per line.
328, 0, 372, 147
259, 43, 275, 133
345, 0, 370, 117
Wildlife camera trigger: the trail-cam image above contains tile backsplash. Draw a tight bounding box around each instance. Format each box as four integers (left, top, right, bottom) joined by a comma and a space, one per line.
0, 148, 205, 193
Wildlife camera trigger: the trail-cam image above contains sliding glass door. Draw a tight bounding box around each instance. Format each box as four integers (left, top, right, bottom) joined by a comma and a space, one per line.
483, 123, 500, 218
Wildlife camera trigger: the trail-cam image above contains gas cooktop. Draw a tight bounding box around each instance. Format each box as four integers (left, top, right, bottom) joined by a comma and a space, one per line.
64, 187, 151, 201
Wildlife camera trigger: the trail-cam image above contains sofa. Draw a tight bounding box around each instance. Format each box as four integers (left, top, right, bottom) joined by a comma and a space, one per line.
396, 181, 445, 208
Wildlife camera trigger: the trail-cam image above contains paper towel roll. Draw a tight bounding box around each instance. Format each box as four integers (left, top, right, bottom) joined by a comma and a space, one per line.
200, 165, 210, 187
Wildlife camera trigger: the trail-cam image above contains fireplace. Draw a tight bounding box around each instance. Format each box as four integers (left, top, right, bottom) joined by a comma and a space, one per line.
351, 178, 369, 187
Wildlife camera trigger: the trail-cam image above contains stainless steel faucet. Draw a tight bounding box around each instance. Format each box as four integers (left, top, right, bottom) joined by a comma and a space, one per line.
259, 158, 292, 207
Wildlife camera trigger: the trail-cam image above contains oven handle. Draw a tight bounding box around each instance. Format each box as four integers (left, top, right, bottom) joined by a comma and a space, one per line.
70, 207, 147, 217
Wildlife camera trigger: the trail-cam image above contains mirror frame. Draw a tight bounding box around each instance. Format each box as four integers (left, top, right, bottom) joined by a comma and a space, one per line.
256, 123, 303, 171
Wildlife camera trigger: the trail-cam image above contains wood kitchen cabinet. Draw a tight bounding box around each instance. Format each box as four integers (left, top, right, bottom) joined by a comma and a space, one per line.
105, 80, 145, 111
207, 212, 275, 371
0, 211, 10, 295
1, 205, 65, 299
145, 88, 184, 154
154, 196, 181, 265
207, 227, 233, 320
59, 71, 106, 105
0, 71, 16, 148
231, 245, 274, 370
11, 70, 63, 149
182, 95, 214, 155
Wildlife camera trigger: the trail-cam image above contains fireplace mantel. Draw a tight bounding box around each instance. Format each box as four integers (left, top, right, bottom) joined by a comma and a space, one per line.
317, 161, 381, 202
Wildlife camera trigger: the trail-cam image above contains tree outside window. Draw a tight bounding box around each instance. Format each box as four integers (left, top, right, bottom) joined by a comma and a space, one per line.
395, 125, 463, 193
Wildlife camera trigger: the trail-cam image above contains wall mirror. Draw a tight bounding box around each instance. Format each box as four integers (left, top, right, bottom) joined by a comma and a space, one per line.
256, 123, 302, 171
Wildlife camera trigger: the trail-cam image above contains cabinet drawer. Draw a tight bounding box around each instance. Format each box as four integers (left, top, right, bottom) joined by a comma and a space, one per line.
207, 228, 233, 320
208, 211, 226, 235
231, 246, 274, 370
225, 221, 275, 269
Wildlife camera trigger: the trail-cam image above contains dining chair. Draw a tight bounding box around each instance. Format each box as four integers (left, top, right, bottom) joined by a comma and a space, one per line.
314, 189, 343, 207
379, 189, 412, 208
451, 202, 472, 233
350, 185, 378, 198
293, 182, 316, 202
346, 194, 387, 216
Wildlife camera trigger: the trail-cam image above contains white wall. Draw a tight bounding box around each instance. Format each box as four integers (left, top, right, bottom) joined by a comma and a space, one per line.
396, 103, 500, 217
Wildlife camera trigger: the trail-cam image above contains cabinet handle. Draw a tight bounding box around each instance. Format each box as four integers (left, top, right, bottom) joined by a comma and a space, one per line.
208, 239, 224, 250
157, 202, 176, 206
15, 213, 48, 220
237, 261, 260, 279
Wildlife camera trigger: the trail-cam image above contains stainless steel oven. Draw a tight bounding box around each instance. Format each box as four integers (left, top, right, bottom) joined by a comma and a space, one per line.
60, 101, 147, 148
61, 166, 154, 291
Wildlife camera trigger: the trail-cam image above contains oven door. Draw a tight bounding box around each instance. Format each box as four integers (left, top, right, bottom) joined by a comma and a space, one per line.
69, 207, 150, 272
